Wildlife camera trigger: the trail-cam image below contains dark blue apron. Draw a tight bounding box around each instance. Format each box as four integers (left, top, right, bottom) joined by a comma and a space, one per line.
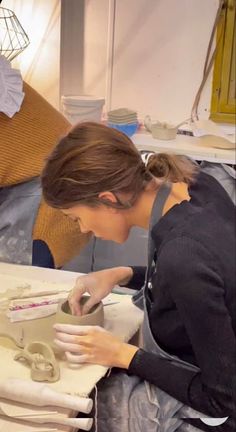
94, 183, 204, 431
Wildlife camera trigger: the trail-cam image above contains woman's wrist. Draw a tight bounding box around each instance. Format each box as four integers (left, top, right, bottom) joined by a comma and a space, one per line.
115, 343, 139, 369
114, 266, 133, 286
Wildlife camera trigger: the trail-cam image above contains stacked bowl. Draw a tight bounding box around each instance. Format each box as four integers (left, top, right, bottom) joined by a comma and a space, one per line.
107, 108, 139, 137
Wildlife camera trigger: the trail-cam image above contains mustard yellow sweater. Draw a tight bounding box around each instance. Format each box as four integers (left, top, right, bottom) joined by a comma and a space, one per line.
0, 82, 90, 267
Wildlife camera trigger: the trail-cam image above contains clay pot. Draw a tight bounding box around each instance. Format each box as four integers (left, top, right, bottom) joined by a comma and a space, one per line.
56, 296, 104, 327
144, 116, 190, 140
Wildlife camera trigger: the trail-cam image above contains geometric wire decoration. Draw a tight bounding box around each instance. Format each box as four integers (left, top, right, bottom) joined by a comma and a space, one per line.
0, 2, 30, 61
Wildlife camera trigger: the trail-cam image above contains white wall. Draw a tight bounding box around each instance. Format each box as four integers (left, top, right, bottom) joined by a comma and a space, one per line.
3, 0, 61, 109
3, 0, 219, 118
83, 0, 219, 123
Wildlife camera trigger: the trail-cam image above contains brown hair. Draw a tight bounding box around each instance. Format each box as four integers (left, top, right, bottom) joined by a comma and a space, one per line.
42, 122, 198, 209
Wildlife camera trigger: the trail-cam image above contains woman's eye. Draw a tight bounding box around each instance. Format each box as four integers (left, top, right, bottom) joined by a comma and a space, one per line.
64, 213, 81, 223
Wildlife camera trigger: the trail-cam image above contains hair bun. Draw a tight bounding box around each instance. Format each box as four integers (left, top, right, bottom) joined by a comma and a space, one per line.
146, 153, 198, 184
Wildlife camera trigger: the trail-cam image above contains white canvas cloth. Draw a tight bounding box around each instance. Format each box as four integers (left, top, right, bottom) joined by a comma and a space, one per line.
0, 263, 143, 429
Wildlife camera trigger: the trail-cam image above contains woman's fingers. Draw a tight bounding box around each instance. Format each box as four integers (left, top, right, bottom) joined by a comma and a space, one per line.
69, 300, 81, 316
53, 323, 95, 334
68, 291, 82, 316
53, 326, 128, 368
66, 351, 90, 364
54, 338, 84, 353
68, 280, 86, 315
82, 297, 98, 315
55, 332, 78, 343
53, 325, 110, 365
55, 331, 93, 346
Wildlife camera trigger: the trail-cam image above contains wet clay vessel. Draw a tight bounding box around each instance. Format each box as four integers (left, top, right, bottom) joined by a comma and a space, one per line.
56, 296, 104, 327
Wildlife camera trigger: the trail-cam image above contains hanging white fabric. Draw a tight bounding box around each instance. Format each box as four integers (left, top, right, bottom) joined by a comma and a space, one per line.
0, 55, 24, 117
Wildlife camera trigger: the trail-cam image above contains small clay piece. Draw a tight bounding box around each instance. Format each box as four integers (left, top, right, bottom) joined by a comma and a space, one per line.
198, 135, 235, 150
14, 341, 60, 382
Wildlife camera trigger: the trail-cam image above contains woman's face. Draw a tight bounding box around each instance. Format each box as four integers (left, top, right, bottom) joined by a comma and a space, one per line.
62, 202, 131, 243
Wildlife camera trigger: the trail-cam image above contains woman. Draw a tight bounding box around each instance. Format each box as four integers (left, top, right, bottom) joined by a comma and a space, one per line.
42, 122, 235, 432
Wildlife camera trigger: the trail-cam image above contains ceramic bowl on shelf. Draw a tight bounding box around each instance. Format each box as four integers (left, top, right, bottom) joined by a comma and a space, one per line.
144, 115, 190, 140
108, 122, 139, 137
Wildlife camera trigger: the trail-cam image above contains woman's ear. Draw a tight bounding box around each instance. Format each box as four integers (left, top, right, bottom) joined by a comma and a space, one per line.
98, 191, 118, 204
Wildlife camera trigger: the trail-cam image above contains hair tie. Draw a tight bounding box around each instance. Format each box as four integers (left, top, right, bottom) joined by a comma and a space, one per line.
141, 152, 155, 167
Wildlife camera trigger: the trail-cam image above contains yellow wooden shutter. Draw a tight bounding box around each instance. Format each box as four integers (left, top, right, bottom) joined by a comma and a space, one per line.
211, 0, 236, 123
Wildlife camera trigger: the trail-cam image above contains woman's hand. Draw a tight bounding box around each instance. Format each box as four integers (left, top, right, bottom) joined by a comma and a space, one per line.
53, 323, 138, 369
68, 267, 133, 315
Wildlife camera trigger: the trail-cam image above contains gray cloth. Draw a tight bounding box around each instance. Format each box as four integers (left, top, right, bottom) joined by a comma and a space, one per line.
0, 178, 41, 265
93, 184, 203, 432
200, 162, 235, 204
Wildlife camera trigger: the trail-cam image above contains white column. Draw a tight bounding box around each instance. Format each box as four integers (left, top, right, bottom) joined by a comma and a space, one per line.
60, 0, 85, 104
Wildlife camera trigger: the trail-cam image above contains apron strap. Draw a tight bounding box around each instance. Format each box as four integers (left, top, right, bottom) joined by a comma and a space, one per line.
133, 182, 171, 309
146, 182, 172, 282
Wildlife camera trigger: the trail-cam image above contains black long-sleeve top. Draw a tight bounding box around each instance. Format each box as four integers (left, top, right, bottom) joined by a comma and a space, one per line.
127, 172, 236, 431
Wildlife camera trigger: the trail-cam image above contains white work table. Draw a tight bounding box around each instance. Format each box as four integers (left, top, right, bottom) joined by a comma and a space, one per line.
0, 263, 143, 432
132, 131, 235, 164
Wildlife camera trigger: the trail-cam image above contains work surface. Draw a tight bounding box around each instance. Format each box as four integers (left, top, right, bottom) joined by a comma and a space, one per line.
0, 263, 143, 432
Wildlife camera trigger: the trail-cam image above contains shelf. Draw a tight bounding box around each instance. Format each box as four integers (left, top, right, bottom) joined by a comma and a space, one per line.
132, 132, 235, 164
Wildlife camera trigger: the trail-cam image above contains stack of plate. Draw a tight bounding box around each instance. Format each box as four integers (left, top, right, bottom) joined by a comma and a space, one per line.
107, 108, 139, 137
